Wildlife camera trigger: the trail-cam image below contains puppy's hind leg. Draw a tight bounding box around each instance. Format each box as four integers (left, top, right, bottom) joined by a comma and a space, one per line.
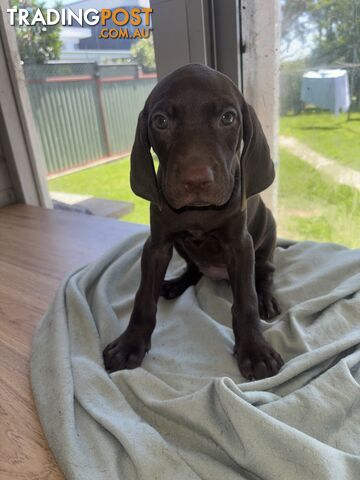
160, 262, 202, 300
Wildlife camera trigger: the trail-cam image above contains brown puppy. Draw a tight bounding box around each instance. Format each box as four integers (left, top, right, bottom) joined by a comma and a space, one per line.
103, 64, 284, 380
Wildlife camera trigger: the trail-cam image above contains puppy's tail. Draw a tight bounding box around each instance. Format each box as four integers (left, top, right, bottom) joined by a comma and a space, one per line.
276, 238, 297, 249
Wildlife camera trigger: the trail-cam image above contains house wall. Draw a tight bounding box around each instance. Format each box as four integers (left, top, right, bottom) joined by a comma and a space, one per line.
63, 0, 150, 56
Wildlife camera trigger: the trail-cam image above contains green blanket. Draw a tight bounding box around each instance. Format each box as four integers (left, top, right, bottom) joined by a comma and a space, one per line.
31, 230, 360, 480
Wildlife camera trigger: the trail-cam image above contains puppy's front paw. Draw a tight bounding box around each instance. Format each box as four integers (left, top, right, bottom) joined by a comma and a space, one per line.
258, 292, 281, 320
234, 337, 284, 380
160, 279, 185, 300
103, 331, 150, 373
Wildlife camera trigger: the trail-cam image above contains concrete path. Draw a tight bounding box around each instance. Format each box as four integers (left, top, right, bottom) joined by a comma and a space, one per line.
279, 136, 360, 191
50, 191, 133, 218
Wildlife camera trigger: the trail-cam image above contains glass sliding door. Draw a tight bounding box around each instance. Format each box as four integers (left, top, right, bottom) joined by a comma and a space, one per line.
278, 0, 360, 248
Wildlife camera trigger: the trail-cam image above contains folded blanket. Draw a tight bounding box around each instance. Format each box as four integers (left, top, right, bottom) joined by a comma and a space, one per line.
31, 230, 360, 480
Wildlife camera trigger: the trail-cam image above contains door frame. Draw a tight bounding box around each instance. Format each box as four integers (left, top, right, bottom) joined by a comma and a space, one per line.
0, 1, 51, 207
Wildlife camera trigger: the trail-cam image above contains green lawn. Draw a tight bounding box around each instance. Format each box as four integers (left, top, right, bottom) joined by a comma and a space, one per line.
48, 151, 360, 248
278, 148, 360, 248
280, 111, 360, 171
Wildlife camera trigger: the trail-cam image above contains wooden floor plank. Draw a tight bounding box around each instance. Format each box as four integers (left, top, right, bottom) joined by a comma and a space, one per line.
0, 204, 145, 479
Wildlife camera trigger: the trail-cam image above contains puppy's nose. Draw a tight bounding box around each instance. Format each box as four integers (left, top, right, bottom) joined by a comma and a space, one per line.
181, 165, 214, 192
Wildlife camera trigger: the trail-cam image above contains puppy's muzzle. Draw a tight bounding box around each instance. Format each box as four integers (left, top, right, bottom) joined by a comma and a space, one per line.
180, 165, 215, 195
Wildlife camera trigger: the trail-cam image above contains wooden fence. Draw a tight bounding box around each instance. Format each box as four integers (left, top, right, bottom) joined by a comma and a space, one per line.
25, 63, 157, 175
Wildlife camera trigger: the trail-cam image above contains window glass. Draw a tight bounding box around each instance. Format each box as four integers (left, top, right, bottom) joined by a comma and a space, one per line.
11, 0, 156, 224
278, 0, 360, 248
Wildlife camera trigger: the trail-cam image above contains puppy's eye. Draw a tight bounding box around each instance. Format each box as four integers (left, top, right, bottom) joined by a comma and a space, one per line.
153, 114, 168, 130
221, 111, 235, 126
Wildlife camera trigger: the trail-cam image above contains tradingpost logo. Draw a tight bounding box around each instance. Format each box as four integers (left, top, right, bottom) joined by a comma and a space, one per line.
6, 6, 153, 40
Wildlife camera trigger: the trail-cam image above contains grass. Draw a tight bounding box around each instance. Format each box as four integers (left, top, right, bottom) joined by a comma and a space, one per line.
49, 157, 150, 224
280, 111, 360, 171
278, 148, 360, 248
48, 151, 360, 248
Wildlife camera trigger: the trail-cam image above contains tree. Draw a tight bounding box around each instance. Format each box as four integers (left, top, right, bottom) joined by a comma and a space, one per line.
11, 0, 62, 64
130, 35, 156, 73
281, 0, 360, 110
282, 0, 359, 65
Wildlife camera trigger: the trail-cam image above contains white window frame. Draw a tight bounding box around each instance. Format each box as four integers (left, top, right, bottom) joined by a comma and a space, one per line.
0, 0, 51, 207
241, 0, 280, 211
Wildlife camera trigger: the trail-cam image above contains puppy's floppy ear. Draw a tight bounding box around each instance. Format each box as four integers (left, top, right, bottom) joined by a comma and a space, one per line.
130, 109, 162, 209
240, 100, 275, 200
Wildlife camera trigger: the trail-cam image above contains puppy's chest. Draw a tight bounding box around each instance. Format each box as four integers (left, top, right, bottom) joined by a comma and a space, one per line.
181, 229, 222, 254
176, 230, 229, 280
